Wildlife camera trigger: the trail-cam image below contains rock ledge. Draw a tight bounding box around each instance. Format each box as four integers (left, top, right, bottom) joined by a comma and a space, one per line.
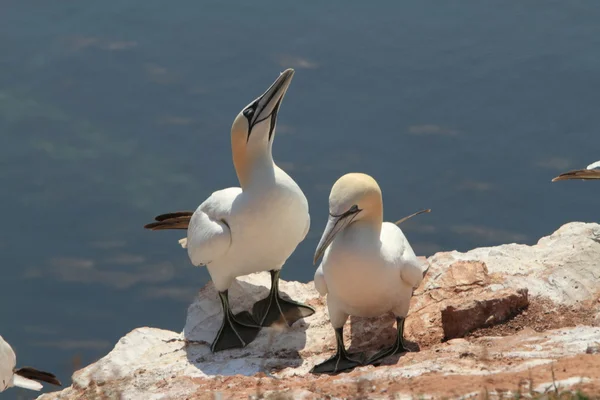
39, 222, 600, 399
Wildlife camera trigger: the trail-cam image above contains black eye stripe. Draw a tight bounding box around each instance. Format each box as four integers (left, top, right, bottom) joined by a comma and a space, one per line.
244, 103, 257, 142
245, 99, 281, 143
243, 104, 256, 121
330, 204, 361, 218
268, 100, 281, 141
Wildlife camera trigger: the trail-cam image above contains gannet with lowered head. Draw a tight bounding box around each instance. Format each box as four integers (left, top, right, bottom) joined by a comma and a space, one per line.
552, 160, 600, 182
0, 335, 61, 392
311, 173, 428, 374
144, 69, 315, 352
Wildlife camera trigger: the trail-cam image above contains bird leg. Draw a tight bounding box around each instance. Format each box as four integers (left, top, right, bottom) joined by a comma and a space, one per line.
310, 327, 365, 374
211, 290, 262, 353
366, 317, 410, 365
252, 269, 315, 327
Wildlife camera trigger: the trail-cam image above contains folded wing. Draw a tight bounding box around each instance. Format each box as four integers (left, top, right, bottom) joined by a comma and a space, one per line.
382, 222, 426, 289
186, 188, 241, 267
314, 264, 328, 295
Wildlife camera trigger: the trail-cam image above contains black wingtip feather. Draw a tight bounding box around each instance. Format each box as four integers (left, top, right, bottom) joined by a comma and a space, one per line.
14, 367, 62, 386
144, 215, 192, 230
154, 211, 194, 222
144, 222, 188, 230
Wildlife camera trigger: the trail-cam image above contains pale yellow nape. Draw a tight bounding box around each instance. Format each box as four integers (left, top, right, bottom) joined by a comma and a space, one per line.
230, 112, 253, 188
330, 173, 384, 228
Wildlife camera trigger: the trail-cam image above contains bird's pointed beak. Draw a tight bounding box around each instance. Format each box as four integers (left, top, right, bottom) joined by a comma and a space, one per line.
552, 169, 600, 182
250, 68, 295, 128
313, 206, 361, 265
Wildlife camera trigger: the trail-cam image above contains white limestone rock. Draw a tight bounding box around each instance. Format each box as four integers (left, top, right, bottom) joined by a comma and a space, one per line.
37, 222, 600, 400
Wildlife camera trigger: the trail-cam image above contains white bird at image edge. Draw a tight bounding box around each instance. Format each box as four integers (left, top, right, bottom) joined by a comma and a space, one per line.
0, 335, 61, 392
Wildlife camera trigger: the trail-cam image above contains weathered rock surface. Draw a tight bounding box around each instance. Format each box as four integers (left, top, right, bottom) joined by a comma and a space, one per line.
38, 222, 600, 399
441, 288, 529, 340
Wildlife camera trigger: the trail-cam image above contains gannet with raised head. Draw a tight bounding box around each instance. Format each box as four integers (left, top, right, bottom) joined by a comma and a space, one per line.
144, 69, 314, 352
0, 335, 61, 392
552, 160, 600, 182
311, 173, 428, 374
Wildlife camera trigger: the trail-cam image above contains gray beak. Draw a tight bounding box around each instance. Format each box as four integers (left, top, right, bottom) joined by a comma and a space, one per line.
313, 206, 361, 265
248, 68, 295, 129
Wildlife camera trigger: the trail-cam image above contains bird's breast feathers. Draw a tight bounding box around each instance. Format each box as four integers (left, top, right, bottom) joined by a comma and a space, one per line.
187, 183, 308, 267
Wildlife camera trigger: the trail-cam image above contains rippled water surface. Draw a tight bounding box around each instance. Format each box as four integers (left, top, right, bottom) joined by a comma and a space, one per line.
2, 1, 600, 394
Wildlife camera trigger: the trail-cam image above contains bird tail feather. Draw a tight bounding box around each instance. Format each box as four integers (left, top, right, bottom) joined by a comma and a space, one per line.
13, 367, 61, 390
144, 211, 193, 230
552, 169, 600, 182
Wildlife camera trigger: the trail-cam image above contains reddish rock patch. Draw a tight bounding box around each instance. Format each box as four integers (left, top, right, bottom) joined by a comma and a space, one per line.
467, 296, 600, 338
180, 354, 600, 400
406, 260, 530, 347
442, 288, 529, 340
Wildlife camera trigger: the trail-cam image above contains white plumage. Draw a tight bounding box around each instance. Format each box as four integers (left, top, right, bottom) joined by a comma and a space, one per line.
145, 69, 314, 352
1, 336, 61, 392
184, 69, 311, 294
586, 160, 600, 170
187, 168, 309, 292
311, 172, 427, 374
315, 221, 423, 327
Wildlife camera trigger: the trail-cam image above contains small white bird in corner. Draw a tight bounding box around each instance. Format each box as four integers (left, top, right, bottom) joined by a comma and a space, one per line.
144, 69, 314, 352
311, 173, 429, 374
0, 335, 61, 393
552, 160, 600, 182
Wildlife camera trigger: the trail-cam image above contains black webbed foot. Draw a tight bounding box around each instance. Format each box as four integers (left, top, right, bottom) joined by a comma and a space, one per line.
252, 270, 315, 327
211, 291, 262, 352
310, 350, 365, 375
366, 317, 410, 365
310, 327, 365, 375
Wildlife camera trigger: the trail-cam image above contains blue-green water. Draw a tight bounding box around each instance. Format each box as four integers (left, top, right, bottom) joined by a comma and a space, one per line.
2, 1, 600, 396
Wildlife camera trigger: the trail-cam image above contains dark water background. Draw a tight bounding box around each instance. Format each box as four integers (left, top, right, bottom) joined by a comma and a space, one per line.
2, 1, 600, 396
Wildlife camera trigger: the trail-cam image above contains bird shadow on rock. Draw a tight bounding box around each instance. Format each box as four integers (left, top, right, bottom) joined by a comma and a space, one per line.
347, 312, 420, 365
182, 275, 310, 377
